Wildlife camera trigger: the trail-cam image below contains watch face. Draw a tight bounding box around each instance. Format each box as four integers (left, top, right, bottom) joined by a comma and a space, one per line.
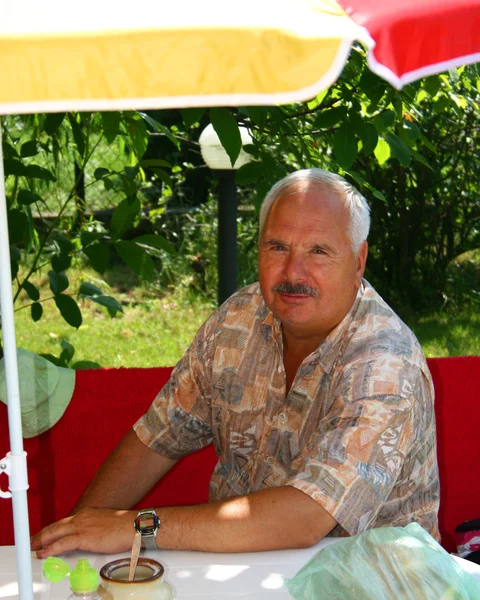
135, 511, 160, 534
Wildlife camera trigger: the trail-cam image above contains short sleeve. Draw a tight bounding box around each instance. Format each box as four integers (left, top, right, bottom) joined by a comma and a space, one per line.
285, 360, 434, 536
133, 315, 216, 460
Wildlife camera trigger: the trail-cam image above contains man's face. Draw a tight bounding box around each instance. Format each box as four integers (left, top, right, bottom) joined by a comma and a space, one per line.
258, 186, 368, 342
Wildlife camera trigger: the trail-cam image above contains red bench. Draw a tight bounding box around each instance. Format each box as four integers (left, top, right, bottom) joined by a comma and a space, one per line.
0, 357, 479, 552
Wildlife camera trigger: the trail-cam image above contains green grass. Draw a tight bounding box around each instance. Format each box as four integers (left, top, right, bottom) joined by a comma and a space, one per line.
11, 266, 479, 368
13, 267, 213, 368
406, 309, 480, 358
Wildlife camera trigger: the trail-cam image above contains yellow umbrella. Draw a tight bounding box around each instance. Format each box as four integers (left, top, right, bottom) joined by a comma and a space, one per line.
0, 0, 368, 114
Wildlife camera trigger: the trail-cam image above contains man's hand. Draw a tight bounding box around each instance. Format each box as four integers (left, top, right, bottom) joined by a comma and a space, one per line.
31, 508, 136, 558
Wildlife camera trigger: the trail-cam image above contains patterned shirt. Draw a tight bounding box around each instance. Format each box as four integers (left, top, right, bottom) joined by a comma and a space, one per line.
134, 280, 440, 538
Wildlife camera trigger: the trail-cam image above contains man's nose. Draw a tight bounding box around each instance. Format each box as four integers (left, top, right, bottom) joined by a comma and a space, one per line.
282, 251, 307, 282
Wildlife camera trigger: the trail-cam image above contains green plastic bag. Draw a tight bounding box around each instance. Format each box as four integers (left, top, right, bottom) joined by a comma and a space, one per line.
286, 523, 480, 600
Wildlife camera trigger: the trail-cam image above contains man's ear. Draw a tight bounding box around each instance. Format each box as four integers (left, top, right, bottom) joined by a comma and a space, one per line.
356, 241, 368, 282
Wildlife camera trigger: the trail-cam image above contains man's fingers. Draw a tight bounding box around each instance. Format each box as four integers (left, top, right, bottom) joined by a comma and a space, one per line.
31, 508, 136, 556
31, 518, 73, 550
35, 534, 80, 559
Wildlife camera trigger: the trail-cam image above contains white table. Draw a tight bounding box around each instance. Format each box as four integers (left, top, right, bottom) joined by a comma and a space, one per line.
1, 540, 338, 599
1, 541, 480, 599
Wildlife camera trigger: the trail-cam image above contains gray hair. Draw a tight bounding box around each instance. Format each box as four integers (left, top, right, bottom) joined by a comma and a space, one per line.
259, 168, 371, 254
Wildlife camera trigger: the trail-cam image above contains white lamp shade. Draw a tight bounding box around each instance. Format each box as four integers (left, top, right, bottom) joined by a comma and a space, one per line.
199, 123, 252, 170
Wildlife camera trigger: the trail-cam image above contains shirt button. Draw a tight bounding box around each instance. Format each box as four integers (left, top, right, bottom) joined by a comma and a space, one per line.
267, 457, 274, 465
279, 412, 287, 423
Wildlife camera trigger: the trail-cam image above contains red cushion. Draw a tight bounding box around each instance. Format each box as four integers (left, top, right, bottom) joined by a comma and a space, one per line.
1, 359, 479, 551
427, 357, 480, 551
0, 367, 217, 546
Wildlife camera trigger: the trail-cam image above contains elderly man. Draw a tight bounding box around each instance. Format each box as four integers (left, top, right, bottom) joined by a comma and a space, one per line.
32, 168, 439, 558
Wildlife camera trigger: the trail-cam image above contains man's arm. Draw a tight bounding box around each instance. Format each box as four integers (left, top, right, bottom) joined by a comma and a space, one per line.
71, 428, 177, 512
31, 485, 337, 557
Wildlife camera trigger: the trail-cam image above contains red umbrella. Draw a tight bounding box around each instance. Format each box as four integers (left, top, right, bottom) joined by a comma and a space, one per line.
339, 0, 480, 89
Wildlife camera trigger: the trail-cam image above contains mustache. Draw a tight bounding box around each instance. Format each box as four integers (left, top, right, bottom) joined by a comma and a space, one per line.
272, 282, 318, 297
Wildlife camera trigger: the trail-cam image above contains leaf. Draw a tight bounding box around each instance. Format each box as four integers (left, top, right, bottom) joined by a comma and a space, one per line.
181, 108, 206, 128
418, 134, 439, 155
4, 159, 27, 177
403, 122, 421, 141
94, 167, 110, 180
54, 294, 82, 328
83, 243, 110, 273
155, 121, 180, 150
246, 106, 269, 129
333, 123, 357, 170
410, 149, 434, 171
372, 189, 387, 203
88, 294, 123, 314
51, 254, 71, 273
306, 89, 328, 110
17, 189, 42, 205
48, 270, 69, 294
44, 113, 65, 135
39, 353, 62, 366
313, 107, 347, 129
110, 197, 141, 239
60, 340, 75, 364
22, 281, 40, 301
3, 141, 18, 159
358, 123, 378, 156
80, 231, 104, 247
10, 256, 19, 280
235, 161, 263, 185
129, 113, 154, 155
10, 246, 21, 264
124, 166, 139, 180
386, 133, 411, 166
150, 168, 173, 188
423, 75, 441, 97
71, 360, 102, 370
115, 241, 155, 281
68, 113, 85, 157
7, 209, 27, 243
20, 140, 39, 158
31, 302, 43, 322
134, 234, 176, 254
101, 112, 121, 145
210, 108, 242, 167
374, 138, 391, 165
140, 159, 171, 169
374, 110, 395, 134
26, 164, 56, 181
54, 234, 74, 255
121, 175, 137, 197
79, 282, 103, 296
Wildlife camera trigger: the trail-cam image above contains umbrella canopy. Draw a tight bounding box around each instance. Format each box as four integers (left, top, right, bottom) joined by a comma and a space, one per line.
0, 2, 479, 599
0, 0, 479, 115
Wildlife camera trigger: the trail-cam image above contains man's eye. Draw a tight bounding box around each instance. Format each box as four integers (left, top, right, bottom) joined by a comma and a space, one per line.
271, 245, 286, 251
312, 248, 325, 255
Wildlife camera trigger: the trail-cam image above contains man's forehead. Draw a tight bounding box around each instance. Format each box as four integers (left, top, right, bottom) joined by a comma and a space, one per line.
266, 185, 346, 224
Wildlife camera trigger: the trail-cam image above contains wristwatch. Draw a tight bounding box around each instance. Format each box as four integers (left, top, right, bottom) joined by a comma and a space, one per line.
134, 508, 160, 550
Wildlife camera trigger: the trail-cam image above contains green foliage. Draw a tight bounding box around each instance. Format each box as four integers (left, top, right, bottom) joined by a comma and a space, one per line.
14, 266, 213, 368
2, 110, 176, 363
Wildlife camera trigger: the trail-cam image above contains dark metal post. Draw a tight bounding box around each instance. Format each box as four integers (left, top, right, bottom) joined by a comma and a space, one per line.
216, 170, 237, 305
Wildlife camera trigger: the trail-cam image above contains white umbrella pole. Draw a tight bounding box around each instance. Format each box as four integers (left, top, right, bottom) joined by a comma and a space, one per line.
0, 120, 34, 599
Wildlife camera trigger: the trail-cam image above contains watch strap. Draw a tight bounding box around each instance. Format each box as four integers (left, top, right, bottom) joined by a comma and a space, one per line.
134, 508, 160, 550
